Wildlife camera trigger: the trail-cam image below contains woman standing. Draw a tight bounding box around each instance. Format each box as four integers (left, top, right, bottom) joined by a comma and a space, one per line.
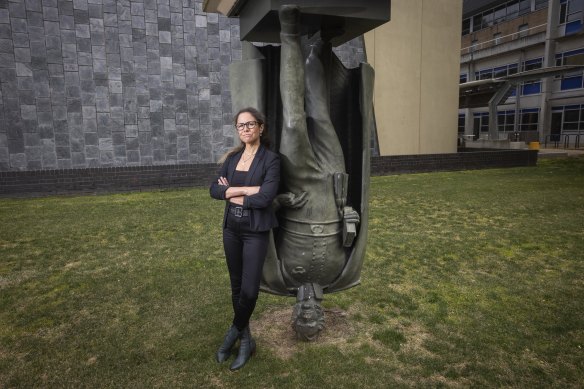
209, 107, 280, 370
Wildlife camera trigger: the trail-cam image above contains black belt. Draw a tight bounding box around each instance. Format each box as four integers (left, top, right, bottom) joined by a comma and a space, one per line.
228, 206, 249, 218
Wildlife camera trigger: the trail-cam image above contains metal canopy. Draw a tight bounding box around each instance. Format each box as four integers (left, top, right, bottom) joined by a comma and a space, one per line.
204, 0, 391, 47
459, 65, 584, 109
459, 65, 584, 140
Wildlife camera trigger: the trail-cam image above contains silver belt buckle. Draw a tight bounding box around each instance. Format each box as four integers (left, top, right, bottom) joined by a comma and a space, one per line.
234, 206, 243, 217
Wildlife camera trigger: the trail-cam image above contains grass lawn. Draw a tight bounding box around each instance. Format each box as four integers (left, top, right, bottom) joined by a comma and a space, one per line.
1, 156, 583, 388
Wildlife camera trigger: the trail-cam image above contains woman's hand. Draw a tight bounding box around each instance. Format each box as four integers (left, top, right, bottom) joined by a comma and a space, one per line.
245, 186, 260, 196
225, 186, 260, 199
229, 196, 244, 205
218, 176, 229, 186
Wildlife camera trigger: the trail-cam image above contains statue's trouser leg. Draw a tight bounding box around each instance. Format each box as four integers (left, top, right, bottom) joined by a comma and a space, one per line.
279, 18, 320, 186
304, 42, 346, 174
223, 216, 269, 330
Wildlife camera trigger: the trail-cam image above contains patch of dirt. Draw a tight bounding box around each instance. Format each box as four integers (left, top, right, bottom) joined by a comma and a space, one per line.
251, 306, 355, 360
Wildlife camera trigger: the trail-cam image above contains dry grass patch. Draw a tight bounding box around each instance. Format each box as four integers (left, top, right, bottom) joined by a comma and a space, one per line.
252, 306, 355, 360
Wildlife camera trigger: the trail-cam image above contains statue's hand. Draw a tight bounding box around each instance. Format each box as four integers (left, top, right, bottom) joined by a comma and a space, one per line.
342, 206, 360, 247
343, 206, 360, 226
274, 191, 308, 210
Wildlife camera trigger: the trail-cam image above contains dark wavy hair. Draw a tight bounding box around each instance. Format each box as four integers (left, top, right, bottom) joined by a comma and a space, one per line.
218, 107, 271, 164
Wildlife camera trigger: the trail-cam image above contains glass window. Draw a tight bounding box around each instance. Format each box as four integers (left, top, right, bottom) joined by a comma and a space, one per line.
473, 14, 483, 31
550, 105, 584, 133
556, 48, 584, 66
494, 66, 507, 78
480, 69, 493, 80
523, 58, 543, 71
458, 114, 465, 133
498, 111, 516, 132
483, 11, 494, 27
506, 114, 515, 132
535, 0, 548, 9
460, 74, 468, 83
564, 121, 578, 130
564, 51, 584, 65
561, 75, 583, 90
519, 0, 531, 15
520, 109, 539, 131
569, 0, 584, 14
508, 0, 520, 18
566, 20, 583, 34
494, 5, 507, 23
560, 2, 568, 23
522, 81, 542, 95
481, 115, 489, 132
462, 18, 471, 35
564, 107, 580, 122
493, 32, 503, 44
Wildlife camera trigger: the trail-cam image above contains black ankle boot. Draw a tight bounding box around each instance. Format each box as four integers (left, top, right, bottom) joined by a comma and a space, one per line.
230, 326, 256, 371
216, 325, 240, 363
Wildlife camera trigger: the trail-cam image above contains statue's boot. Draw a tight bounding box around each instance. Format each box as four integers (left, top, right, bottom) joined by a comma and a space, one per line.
230, 326, 256, 371
279, 5, 300, 36
215, 325, 240, 363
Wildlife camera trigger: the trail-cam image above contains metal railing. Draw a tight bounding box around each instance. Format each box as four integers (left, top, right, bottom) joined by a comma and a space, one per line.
461, 24, 547, 56
544, 134, 582, 149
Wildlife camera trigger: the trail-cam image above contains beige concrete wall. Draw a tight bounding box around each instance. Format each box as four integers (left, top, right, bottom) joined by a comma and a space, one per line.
365, 0, 462, 156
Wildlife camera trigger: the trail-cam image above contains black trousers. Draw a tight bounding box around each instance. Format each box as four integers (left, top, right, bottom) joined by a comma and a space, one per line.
223, 212, 269, 331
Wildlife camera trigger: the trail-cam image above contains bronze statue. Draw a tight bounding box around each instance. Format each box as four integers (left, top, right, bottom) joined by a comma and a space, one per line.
228, 4, 377, 340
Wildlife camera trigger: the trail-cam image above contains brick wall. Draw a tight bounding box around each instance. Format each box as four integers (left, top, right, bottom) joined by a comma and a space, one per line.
0, 149, 539, 197
371, 149, 538, 176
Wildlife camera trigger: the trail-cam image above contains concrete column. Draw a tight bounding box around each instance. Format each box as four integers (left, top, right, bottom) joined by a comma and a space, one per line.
539, 0, 560, 142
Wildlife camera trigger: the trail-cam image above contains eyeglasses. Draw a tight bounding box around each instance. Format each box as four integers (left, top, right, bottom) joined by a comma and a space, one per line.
235, 121, 259, 132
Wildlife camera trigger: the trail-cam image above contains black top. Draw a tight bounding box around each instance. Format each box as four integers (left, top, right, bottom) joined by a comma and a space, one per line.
231, 170, 248, 187
210, 145, 281, 232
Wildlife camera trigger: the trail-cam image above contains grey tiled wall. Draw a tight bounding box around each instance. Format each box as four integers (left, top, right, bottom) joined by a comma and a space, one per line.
0, 0, 365, 171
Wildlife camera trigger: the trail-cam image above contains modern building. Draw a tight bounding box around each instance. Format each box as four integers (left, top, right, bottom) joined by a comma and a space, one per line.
460, 0, 584, 146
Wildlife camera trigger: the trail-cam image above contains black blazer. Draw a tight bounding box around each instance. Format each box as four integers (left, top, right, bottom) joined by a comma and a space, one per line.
210, 145, 280, 232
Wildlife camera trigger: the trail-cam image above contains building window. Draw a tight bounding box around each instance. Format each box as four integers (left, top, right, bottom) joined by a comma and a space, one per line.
556, 48, 584, 66
522, 81, 542, 95
518, 23, 529, 37
556, 48, 584, 90
462, 18, 471, 35
464, 0, 538, 34
519, 108, 539, 131
497, 110, 516, 132
460, 73, 468, 83
493, 32, 503, 45
552, 105, 584, 133
458, 114, 466, 133
523, 57, 543, 71
560, 0, 584, 33
566, 20, 583, 34
519, 58, 543, 95
561, 74, 584, 90
478, 69, 493, 80
474, 112, 490, 133
475, 63, 518, 81
535, 0, 548, 10
470, 39, 479, 51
